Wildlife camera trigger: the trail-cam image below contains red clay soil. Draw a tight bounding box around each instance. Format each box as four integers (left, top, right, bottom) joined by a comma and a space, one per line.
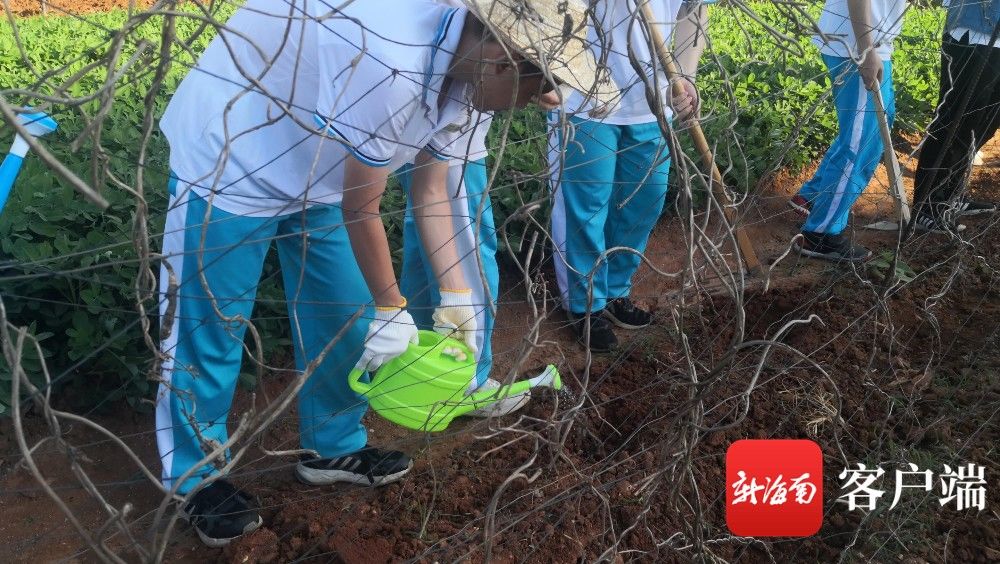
6, 0, 155, 16
211, 244, 1000, 563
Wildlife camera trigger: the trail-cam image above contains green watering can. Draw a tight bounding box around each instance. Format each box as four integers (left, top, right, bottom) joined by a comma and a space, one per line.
348, 330, 561, 432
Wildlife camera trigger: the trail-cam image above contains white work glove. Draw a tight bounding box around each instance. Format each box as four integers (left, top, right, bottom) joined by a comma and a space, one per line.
432, 289, 479, 356
357, 303, 419, 372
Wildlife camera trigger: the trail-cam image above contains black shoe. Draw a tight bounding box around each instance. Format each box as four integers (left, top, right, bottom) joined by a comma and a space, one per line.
911, 208, 966, 234
179, 480, 262, 548
952, 197, 996, 217
569, 311, 618, 353
295, 446, 412, 486
793, 231, 871, 263
603, 297, 652, 329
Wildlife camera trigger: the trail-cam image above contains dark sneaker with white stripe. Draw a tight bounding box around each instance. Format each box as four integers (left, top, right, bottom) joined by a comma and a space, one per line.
179, 479, 263, 548
788, 194, 812, 216
911, 209, 967, 234
569, 311, 618, 353
952, 197, 996, 217
603, 297, 652, 329
295, 446, 412, 486
793, 231, 871, 263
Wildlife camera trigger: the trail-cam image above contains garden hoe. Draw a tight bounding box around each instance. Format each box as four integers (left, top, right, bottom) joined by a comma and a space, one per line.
638, 3, 763, 277
0, 110, 58, 216
864, 88, 911, 231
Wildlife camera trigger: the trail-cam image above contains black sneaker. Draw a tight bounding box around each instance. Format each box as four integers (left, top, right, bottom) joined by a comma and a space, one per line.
603, 297, 652, 329
295, 446, 412, 486
911, 208, 967, 234
179, 479, 263, 548
569, 311, 618, 353
793, 231, 871, 263
952, 197, 996, 217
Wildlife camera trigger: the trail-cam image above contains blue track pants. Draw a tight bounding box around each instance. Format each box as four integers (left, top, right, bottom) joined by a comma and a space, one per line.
549, 116, 671, 314
799, 55, 896, 234
156, 176, 372, 494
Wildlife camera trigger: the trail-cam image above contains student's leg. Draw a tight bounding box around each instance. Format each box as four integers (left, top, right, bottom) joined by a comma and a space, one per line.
397, 165, 437, 328
803, 56, 895, 235
797, 58, 848, 204
915, 38, 1000, 207
606, 122, 671, 300
967, 44, 1000, 158
156, 177, 275, 494
275, 205, 373, 458
549, 117, 620, 314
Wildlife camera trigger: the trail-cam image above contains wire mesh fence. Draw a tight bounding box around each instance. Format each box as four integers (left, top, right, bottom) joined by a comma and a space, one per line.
1, 0, 998, 562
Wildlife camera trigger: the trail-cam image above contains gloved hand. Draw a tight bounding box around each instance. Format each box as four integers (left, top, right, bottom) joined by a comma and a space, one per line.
432, 289, 479, 356
357, 303, 419, 372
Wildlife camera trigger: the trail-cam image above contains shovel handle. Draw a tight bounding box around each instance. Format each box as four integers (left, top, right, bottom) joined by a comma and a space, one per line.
347, 368, 371, 395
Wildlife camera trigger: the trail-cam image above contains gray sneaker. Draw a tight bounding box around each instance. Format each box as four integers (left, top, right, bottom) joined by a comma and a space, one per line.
296, 446, 412, 486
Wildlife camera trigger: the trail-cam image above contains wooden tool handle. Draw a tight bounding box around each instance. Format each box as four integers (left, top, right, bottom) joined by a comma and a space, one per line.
638, 2, 762, 275
870, 88, 911, 223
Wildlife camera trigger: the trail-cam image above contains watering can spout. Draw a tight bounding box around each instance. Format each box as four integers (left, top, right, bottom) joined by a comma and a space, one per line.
459, 365, 562, 416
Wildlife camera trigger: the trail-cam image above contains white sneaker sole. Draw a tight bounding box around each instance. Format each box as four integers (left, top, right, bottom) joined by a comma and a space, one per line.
294, 460, 413, 487
465, 392, 531, 418
178, 503, 263, 548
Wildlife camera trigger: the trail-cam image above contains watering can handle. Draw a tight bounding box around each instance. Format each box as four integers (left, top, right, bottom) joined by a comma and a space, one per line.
347, 368, 371, 395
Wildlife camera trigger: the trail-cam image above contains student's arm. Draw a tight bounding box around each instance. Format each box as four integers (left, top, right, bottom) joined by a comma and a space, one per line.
408, 151, 478, 353
342, 156, 405, 308
409, 151, 467, 291
669, 1, 709, 124
847, 0, 883, 90
673, 2, 708, 78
